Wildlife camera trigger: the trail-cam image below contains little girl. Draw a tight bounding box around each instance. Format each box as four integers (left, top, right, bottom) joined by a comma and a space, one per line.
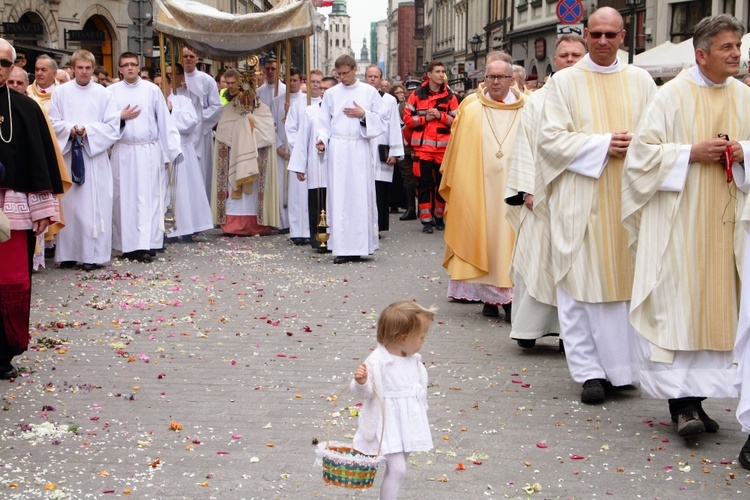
350, 301, 436, 499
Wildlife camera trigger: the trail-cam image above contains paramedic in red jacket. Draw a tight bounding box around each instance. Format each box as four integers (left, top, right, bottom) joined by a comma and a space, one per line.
403, 61, 459, 234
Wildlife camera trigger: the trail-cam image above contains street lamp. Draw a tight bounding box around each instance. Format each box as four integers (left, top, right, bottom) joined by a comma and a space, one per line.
625, 0, 643, 64
469, 34, 481, 67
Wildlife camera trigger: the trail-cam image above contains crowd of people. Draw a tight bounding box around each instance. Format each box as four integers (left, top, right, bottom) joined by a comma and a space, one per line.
4, 8, 750, 490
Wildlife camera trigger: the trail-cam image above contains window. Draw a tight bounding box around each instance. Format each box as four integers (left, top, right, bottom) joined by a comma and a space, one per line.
670, 1, 711, 43
336, 25, 339, 32
724, 0, 735, 15
336, 39, 339, 47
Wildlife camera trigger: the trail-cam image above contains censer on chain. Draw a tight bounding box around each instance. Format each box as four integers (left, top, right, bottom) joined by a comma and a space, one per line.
315, 209, 329, 249
164, 161, 177, 231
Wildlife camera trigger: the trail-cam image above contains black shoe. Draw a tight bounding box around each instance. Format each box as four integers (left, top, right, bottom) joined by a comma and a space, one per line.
677, 408, 705, 437
333, 256, 349, 264
502, 303, 512, 322
317, 246, 332, 254
126, 251, 152, 263
165, 236, 179, 244
182, 234, 194, 243
291, 238, 307, 246
399, 209, 417, 221
516, 339, 536, 348
739, 435, 750, 469
671, 407, 719, 433
482, 303, 499, 317
81, 263, 102, 272
422, 223, 433, 234
581, 379, 606, 405
0, 360, 18, 380
59, 261, 77, 269
434, 217, 445, 230
278, 228, 290, 235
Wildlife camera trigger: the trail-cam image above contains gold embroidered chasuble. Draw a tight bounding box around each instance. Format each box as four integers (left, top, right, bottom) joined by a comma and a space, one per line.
440, 87, 525, 285
623, 69, 750, 353
536, 59, 655, 302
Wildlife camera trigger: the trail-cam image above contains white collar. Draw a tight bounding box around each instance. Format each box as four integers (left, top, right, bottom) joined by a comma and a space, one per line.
689, 65, 733, 88
582, 53, 625, 74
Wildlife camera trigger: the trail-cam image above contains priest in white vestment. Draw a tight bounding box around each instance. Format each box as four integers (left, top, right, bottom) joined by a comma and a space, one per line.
164, 69, 215, 241
26, 54, 70, 271
316, 55, 386, 264
536, 7, 655, 405
623, 15, 750, 438
212, 69, 278, 236
109, 53, 182, 262
182, 47, 222, 200
504, 35, 586, 349
286, 70, 325, 247
256, 58, 286, 109
440, 59, 524, 316
365, 65, 404, 234
272, 69, 306, 237
48, 49, 120, 270
288, 75, 335, 252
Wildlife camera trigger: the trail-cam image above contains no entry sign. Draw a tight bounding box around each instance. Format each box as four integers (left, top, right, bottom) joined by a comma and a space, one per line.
556, 0, 584, 25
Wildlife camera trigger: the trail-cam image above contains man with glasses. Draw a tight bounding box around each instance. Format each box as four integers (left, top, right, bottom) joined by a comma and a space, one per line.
624, 15, 750, 440
505, 34, 586, 347
7, 66, 28, 94
256, 57, 286, 110
49, 49, 120, 271
536, 7, 655, 405
108, 52, 181, 263
0, 38, 64, 379
439, 58, 525, 321
315, 55, 386, 264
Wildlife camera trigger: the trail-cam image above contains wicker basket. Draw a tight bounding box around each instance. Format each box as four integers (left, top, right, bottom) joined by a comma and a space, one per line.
315, 387, 385, 489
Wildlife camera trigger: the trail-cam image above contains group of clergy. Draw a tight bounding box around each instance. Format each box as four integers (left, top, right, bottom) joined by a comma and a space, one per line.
440, 8, 750, 468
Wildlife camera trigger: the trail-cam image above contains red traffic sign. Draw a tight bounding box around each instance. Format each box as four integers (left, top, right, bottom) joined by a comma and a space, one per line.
556, 0, 584, 25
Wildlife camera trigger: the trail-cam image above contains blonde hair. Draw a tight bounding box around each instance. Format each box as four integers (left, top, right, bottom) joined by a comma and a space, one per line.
71, 49, 95, 67
376, 301, 437, 345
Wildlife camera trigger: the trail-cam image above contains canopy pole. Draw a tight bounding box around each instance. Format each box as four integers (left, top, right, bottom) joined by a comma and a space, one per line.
285, 39, 291, 109
305, 36, 311, 106
158, 32, 168, 99
275, 41, 282, 97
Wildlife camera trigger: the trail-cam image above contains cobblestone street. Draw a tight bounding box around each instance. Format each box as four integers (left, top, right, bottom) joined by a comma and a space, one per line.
1, 218, 748, 499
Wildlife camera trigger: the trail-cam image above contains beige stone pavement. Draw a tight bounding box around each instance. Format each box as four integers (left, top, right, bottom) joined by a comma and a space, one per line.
0, 217, 748, 499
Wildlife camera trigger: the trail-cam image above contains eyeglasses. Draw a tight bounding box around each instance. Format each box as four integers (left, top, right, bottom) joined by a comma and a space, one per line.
485, 74, 513, 82
0, 59, 13, 68
120, 62, 139, 68
588, 31, 621, 39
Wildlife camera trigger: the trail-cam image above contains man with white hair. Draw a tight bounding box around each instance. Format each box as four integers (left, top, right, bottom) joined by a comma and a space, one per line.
0, 38, 64, 378
440, 58, 525, 322
7, 66, 28, 94
27, 54, 57, 111
55, 69, 69, 84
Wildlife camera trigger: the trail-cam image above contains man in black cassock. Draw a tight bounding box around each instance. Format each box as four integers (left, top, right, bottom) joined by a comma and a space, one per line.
0, 39, 64, 378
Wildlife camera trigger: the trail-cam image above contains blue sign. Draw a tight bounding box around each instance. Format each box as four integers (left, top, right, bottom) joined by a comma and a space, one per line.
556, 0, 584, 25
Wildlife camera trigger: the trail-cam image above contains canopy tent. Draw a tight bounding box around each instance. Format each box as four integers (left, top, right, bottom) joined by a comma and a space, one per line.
153, 0, 315, 61
632, 33, 750, 78
632, 39, 692, 78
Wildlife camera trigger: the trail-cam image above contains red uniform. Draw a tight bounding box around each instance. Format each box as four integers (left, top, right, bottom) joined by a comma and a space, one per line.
403, 80, 458, 227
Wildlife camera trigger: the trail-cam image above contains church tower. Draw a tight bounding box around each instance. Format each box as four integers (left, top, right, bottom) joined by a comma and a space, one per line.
327, 0, 352, 73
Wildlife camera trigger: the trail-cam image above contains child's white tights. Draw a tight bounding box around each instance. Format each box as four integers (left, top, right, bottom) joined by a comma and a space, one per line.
380, 451, 410, 499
